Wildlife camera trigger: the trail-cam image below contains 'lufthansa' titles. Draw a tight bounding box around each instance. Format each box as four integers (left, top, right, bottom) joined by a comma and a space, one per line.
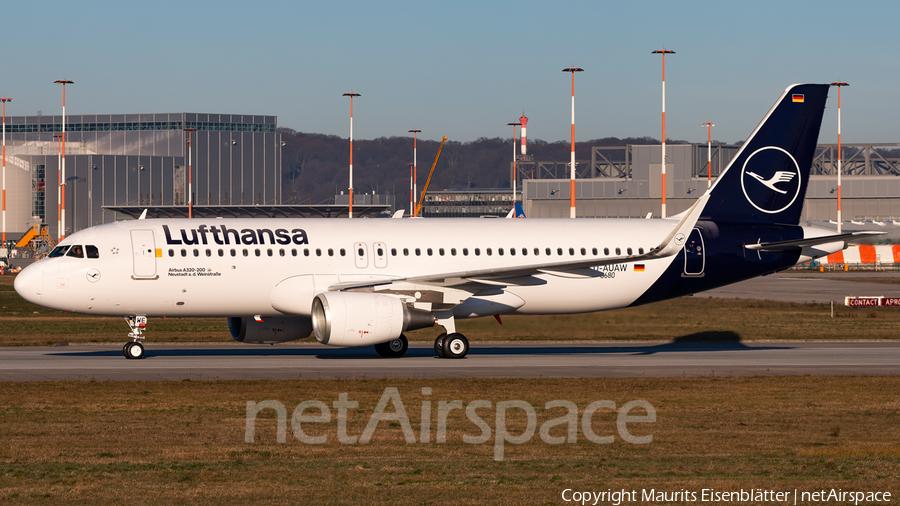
162, 224, 309, 246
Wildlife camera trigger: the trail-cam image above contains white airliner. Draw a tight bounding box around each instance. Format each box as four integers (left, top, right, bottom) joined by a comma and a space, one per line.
14, 84, 879, 360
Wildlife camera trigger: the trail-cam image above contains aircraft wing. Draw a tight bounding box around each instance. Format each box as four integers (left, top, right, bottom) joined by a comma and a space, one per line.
329, 194, 709, 291
745, 231, 885, 252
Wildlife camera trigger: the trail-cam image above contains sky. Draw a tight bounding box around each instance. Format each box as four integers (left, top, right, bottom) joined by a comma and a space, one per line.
2, 0, 897, 145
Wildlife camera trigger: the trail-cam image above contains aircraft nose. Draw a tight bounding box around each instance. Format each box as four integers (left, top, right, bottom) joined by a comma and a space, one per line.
14, 264, 42, 306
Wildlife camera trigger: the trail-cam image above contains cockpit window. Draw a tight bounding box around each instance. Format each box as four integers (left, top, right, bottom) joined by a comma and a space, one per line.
49, 246, 70, 258
86, 245, 100, 259
66, 245, 85, 258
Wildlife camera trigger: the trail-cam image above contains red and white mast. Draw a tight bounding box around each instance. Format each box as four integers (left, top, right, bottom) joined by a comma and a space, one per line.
344, 93, 360, 218
831, 82, 848, 234
1, 98, 10, 247
652, 49, 674, 217
702, 122, 714, 189
54, 79, 73, 240
408, 129, 420, 216
562, 67, 583, 219
519, 115, 528, 158
508, 121, 520, 205
184, 128, 195, 218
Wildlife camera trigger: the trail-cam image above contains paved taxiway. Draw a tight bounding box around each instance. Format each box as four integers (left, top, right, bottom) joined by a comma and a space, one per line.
3, 271, 898, 381
1, 341, 898, 381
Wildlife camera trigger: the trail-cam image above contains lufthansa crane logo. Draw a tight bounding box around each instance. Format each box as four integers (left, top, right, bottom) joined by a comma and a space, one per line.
740, 146, 801, 214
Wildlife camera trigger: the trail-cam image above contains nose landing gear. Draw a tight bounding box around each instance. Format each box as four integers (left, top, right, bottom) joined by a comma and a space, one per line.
123, 316, 147, 359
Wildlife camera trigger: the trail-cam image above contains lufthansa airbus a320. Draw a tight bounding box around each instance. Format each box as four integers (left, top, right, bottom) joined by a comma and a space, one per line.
14, 84, 878, 360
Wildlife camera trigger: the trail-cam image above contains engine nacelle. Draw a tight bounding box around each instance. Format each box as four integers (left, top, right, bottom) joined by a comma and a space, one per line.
228, 316, 313, 344
311, 291, 434, 347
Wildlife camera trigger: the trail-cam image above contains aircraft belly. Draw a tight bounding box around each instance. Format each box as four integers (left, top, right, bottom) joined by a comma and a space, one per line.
508, 257, 674, 314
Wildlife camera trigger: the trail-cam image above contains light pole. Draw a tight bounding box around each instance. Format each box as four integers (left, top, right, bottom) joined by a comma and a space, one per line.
1, 97, 10, 246
508, 121, 520, 206
408, 129, 420, 216
54, 79, 73, 240
562, 67, 583, 218
184, 128, 195, 218
407, 162, 414, 216
831, 81, 848, 234
702, 122, 714, 189
54, 134, 62, 239
343, 92, 360, 218
652, 49, 674, 217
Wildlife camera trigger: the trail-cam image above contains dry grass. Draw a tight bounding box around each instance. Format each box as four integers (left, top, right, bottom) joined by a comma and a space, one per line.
3, 274, 900, 346
1, 377, 898, 504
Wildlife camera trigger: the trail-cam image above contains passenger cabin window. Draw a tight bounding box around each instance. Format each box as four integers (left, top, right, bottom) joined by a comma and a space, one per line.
48, 246, 69, 258
86, 245, 100, 259
66, 245, 84, 258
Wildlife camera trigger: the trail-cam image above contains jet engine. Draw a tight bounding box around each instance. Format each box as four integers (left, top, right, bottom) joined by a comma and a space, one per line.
228, 316, 313, 344
311, 292, 434, 347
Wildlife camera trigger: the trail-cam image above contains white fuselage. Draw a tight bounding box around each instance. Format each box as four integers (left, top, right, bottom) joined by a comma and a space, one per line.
17, 217, 681, 319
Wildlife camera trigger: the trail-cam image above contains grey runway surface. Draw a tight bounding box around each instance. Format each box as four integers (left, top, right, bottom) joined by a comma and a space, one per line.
697, 271, 900, 303
1, 341, 898, 382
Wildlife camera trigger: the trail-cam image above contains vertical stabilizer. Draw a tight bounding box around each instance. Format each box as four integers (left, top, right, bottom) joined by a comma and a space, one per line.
701, 84, 829, 225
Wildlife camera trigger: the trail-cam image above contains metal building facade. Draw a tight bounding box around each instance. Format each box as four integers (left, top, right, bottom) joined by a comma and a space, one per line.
3, 113, 281, 239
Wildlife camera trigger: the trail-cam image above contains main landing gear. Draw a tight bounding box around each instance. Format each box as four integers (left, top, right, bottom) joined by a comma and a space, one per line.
374, 334, 409, 357
123, 315, 147, 360
434, 333, 469, 359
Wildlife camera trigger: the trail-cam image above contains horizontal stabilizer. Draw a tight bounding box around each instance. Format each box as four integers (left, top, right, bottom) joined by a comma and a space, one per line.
745, 231, 885, 252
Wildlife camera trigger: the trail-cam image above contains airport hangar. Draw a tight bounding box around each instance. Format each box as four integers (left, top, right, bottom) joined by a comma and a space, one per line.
517, 143, 900, 222
0, 112, 397, 248
422, 143, 900, 229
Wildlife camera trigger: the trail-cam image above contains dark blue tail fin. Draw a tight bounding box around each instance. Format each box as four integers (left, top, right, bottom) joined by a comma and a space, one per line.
514, 202, 526, 218
701, 83, 829, 225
